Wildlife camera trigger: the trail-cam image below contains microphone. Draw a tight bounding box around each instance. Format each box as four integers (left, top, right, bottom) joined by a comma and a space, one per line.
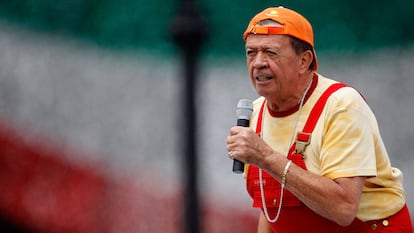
232, 99, 253, 174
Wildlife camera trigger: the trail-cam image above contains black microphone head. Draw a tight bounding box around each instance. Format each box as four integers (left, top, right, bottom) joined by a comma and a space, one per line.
237, 99, 253, 120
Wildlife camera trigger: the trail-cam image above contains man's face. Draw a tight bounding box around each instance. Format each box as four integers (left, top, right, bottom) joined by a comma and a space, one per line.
245, 34, 302, 101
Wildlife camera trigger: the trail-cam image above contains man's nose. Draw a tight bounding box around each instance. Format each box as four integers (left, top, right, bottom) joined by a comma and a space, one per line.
253, 52, 268, 68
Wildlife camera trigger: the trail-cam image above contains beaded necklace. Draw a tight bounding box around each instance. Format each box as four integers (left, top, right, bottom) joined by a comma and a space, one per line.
259, 78, 313, 223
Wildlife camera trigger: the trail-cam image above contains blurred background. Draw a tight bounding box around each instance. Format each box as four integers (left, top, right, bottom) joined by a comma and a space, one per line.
0, 0, 413, 232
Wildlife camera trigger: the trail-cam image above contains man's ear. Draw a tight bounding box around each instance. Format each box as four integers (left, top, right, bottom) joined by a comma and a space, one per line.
298, 50, 313, 74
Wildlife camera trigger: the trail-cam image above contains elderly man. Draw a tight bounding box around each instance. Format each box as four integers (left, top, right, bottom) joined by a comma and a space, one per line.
226, 6, 413, 233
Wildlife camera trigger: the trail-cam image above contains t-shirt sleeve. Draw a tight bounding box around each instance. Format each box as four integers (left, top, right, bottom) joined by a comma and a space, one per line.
318, 87, 377, 179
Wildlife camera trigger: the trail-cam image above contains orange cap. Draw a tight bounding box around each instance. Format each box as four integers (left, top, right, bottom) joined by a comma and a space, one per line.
243, 7, 318, 70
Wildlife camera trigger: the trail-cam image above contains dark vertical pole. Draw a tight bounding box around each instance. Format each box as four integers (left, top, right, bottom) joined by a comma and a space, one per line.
170, 0, 206, 233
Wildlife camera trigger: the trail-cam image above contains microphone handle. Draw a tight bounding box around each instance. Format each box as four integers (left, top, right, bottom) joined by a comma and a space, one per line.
232, 119, 249, 173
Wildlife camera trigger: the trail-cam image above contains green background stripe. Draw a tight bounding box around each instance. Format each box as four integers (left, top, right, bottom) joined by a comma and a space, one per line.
0, 0, 413, 56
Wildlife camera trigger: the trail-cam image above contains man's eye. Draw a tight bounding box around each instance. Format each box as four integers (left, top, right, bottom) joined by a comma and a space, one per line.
246, 50, 256, 56
265, 50, 277, 56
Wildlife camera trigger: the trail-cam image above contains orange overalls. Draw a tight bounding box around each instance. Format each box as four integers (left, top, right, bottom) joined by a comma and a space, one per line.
246, 83, 413, 233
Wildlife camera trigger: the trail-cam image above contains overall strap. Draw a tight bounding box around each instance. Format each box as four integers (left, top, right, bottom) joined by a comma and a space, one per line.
302, 83, 347, 133
256, 83, 348, 157
288, 83, 347, 156
255, 100, 267, 135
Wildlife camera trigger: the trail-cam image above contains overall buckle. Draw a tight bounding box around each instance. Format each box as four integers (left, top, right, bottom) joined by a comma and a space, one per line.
295, 132, 312, 157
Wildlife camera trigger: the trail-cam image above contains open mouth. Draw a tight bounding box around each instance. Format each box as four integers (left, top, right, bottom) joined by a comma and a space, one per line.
256, 76, 273, 81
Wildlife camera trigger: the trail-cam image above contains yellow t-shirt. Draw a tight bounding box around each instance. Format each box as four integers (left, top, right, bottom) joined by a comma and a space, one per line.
249, 74, 405, 221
